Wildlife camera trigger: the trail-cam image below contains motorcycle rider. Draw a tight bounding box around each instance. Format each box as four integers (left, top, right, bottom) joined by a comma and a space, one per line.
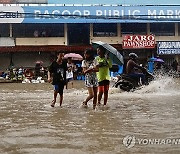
126, 53, 146, 85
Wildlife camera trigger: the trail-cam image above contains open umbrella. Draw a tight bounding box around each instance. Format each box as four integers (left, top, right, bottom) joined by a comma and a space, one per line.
64, 53, 83, 61
155, 58, 164, 63
149, 57, 164, 63
92, 41, 124, 65
149, 57, 157, 61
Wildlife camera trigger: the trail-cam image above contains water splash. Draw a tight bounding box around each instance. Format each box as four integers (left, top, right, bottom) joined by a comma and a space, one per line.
109, 74, 180, 97
135, 76, 180, 95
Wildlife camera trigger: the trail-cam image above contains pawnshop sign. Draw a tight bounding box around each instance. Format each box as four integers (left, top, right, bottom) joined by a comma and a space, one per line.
123, 35, 155, 49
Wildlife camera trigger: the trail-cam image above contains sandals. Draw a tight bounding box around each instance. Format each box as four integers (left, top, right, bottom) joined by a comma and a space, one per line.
97, 102, 102, 106
82, 102, 88, 108
51, 100, 55, 107
93, 104, 96, 110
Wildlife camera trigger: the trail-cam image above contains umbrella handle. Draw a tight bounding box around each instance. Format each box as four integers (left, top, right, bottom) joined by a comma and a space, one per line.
105, 53, 109, 59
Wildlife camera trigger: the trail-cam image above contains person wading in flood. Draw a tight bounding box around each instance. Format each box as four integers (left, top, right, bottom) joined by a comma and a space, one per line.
81, 49, 99, 109
48, 52, 67, 107
95, 45, 112, 107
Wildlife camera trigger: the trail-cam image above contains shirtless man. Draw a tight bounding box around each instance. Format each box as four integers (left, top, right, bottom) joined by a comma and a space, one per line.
126, 53, 146, 85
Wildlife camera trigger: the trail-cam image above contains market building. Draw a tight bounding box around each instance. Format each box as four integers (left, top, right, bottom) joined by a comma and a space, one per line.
0, 0, 180, 71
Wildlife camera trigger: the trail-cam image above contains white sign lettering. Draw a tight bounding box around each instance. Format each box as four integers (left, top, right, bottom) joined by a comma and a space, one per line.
158, 42, 180, 55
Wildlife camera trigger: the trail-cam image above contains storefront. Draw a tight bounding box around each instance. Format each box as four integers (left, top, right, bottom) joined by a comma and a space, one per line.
157, 41, 180, 66
0, 3, 180, 70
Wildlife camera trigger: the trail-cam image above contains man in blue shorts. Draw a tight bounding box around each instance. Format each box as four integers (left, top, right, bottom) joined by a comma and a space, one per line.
48, 52, 67, 107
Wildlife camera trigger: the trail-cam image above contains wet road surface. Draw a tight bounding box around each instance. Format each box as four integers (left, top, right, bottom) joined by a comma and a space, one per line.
0, 78, 180, 154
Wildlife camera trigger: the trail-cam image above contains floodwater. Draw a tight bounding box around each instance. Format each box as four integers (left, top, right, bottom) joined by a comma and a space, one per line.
0, 77, 180, 154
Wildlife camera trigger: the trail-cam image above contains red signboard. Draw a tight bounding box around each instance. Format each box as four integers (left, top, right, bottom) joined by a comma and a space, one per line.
123, 35, 155, 49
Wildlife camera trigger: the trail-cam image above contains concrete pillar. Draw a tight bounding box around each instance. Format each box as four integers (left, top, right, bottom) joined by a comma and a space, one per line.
64, 23, 68, 45
117, 23, 121, 37
147, 23, 150, 35
175, 23, 179, 64
10, 24, 12, 37
89, 23, 93, 44
175, 23, 178, 36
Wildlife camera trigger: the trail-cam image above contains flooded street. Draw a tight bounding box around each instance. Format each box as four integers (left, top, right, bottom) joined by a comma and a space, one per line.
0, 78, 180, 154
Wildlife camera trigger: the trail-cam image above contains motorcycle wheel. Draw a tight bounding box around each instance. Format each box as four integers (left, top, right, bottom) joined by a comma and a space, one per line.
119, 82, 134, 92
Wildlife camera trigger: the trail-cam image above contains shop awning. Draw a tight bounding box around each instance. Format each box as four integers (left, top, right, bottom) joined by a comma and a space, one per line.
0, 45, 91, 53
0, 44, 122, 53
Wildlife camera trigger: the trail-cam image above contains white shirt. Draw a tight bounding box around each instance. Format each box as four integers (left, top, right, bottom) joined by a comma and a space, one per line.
66, 70, 73, 79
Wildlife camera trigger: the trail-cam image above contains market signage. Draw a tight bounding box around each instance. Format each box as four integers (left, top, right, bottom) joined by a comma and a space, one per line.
123, 35, 155, 49
48, 0, 180, 5
0, 6, 180, 23
157, 41, 180, 55
0, 6, 24, 23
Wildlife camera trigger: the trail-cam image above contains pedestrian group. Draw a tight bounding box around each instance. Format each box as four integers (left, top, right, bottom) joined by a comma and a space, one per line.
47, 45, 112, 109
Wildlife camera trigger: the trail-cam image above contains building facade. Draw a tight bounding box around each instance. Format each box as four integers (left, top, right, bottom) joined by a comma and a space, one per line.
0, 0, 180, 70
